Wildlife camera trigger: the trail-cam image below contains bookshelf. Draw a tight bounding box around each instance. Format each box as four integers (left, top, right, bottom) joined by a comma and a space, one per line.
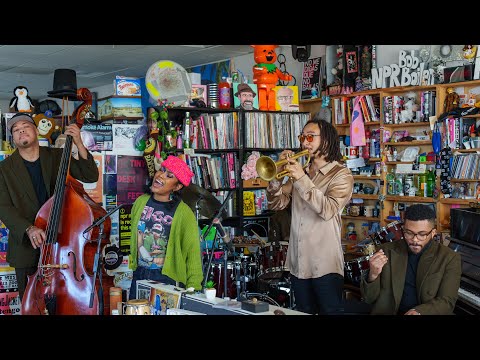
329, 80, 480, 242
163, 106, 310, 239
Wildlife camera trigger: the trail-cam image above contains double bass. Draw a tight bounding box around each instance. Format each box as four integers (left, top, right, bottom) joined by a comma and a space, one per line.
21, 88, 113, 315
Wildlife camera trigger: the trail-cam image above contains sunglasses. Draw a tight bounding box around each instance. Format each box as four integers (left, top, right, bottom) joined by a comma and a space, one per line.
298, 134, 321, 143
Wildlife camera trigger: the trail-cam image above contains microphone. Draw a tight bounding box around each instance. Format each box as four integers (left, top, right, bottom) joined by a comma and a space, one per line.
83, 203, 125, 234
212, 218, 233, 250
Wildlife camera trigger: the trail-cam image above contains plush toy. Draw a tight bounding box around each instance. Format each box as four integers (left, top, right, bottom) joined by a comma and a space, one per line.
400, 91, 419, 122
9, 86, 35, 113
444, 87, 460, 113
33, 113, 55, 144
251, 45, 292, 111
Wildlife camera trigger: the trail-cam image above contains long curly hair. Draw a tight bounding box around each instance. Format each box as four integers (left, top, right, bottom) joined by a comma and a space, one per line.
304, 115, 342, 162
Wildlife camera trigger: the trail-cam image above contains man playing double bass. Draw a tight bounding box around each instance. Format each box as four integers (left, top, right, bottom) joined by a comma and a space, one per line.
0, 113, 98, 302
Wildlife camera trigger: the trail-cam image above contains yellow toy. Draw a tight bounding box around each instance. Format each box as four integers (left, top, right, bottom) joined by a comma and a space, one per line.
33, 113, 55, 144
251, 45, 293, 111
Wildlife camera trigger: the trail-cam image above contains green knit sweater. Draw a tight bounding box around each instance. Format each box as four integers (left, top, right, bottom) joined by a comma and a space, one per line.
128, 194, 203, 290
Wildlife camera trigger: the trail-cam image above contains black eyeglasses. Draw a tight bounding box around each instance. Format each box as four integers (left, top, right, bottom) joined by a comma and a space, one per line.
402, 227, 435, 241
298, 134, 321, 143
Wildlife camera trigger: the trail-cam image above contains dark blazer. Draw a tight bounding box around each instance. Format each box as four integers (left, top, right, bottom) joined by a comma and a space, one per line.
360, 239, 461, 315
0, 147, 98, 268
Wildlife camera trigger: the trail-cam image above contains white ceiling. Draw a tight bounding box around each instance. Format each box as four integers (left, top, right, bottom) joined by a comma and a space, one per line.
0, 45, 255, 101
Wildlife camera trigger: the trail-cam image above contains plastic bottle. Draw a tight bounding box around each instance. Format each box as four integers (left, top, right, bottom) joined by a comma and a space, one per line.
218, 76, 231, 109
426, 169, 435, 197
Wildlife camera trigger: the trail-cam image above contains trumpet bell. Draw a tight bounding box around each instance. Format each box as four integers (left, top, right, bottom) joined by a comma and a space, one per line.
256, 156, 277, 182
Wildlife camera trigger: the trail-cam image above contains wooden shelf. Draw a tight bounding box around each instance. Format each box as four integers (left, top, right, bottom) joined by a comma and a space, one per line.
299, 98, 322, 104
383, 122, 431, 128
385, 195, 435, 203
450, 178, 479, 182
439, 198, 478, 204
453, 148, 480, 153
461, 114, 480, 118
381, 84, 437, 93
384, 140, 432, 146
353, 175, 381, 180
369, 157, 381, 162
365, 121, 381, 127
330, 89, 382, 98
385, 161, 435, 165
341, 215, 380, 221
351, 194, 379, 200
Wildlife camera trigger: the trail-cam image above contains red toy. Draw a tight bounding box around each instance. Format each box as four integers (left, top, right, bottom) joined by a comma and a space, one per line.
251, 45, 292, 111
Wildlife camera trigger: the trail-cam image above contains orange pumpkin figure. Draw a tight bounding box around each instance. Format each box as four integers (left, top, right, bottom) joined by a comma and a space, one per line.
252, 45, 292, 111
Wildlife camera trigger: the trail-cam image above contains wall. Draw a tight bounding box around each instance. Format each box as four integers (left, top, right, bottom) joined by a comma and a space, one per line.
0, 45, 421, 116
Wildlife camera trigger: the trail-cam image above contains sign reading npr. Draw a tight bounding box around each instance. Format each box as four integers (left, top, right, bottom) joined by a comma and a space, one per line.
371, 50, 435, 89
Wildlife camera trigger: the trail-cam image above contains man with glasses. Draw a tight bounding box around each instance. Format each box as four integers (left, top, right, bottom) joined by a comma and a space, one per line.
266, 116, 353, 314
276, 86, 296, 111
361, 204, 461, 315
128, 155, 203, 299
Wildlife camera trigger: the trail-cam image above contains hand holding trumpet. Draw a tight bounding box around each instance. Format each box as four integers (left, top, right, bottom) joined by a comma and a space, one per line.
284, 156, 306, 181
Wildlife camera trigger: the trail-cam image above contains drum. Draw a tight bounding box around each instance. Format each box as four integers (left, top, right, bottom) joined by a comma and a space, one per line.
123, 299, 152, 315
358, 238, 377, 256
211, 261, 236, 299
258, 241, 289, 280
256, 275, 292, 309
373, 220, 404, 244
344, 253, 370, 287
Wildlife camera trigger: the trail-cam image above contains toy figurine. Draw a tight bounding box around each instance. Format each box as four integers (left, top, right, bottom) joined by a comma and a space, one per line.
444, 87, 460, 113
346, 222, 357, 242
251, 45, 292, 111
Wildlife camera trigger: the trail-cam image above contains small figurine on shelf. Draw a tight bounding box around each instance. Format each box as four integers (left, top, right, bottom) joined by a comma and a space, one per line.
346, 222, 357, 243
400, 91, 419, 123
251, 45, 293, 111
444, 87, 460, 113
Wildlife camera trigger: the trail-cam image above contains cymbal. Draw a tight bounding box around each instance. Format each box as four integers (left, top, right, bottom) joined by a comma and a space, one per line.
179, 183, 224, 219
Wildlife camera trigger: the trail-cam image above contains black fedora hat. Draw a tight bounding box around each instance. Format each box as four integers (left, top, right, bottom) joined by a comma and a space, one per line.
47, 69, 78, 100
234, 83, 256, 97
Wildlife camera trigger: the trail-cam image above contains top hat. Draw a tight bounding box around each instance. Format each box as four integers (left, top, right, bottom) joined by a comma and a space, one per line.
47, 69, 78, 100
234, 83, 256, 97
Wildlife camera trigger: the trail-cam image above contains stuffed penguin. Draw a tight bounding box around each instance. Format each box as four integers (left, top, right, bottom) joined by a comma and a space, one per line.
9, 86, 34, 112
33, 113, 55, 144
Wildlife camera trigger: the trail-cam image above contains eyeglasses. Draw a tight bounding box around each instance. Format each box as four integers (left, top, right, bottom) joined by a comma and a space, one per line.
402, 227, 435, 241
159, 166, 175, 179
277, 95, 293, 101
298, 134, 321, 143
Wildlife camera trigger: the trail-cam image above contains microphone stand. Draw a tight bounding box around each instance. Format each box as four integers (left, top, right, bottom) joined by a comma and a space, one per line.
85, 204, 124, 312
89, 223, 104, 312
201, 191, 234, 290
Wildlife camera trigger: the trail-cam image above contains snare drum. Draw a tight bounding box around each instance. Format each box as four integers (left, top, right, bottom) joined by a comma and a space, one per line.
344, 253, 370, 287
123, 299, 152, 315
258, 241, 289, 280
373, 220, 404, 244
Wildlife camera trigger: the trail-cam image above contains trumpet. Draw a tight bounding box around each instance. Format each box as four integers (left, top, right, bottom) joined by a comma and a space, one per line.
256, 149, 311, 181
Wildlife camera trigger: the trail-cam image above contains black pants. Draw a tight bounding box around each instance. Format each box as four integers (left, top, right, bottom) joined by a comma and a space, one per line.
15, 266, 37, 302
290, 273, 344, 315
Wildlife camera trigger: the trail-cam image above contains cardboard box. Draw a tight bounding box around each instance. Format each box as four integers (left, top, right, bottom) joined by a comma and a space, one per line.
97, 96, 143, 121
243, 178, 269, 188
114, 76, 141, 96
135, 280, 186, 314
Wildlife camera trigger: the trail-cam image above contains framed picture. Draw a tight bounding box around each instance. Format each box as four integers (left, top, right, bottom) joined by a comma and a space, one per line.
273, 86, 299, 112
232, 83, 259, 110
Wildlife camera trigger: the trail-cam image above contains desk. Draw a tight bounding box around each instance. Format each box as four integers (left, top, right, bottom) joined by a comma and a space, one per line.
180, 293, 308, 315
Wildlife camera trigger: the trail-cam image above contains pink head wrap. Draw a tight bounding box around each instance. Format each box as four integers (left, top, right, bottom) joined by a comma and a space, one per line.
161, 156, 194, 187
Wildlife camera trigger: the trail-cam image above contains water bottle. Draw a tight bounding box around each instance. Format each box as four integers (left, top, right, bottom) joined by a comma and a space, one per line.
218, 76, 231, 109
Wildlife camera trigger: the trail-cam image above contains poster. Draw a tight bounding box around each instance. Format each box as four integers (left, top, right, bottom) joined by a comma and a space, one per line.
80, 153, 103, 204
112, 124, 144, 156
273, 86, 299, 111
119, 204, 133, 255
301, 57, 322, 99
81, 123, 113, 151
0, 269, 20, 315
116, 155, 148, 205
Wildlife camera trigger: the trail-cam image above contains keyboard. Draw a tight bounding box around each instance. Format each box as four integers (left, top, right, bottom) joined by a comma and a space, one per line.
458, 287, 480, 309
